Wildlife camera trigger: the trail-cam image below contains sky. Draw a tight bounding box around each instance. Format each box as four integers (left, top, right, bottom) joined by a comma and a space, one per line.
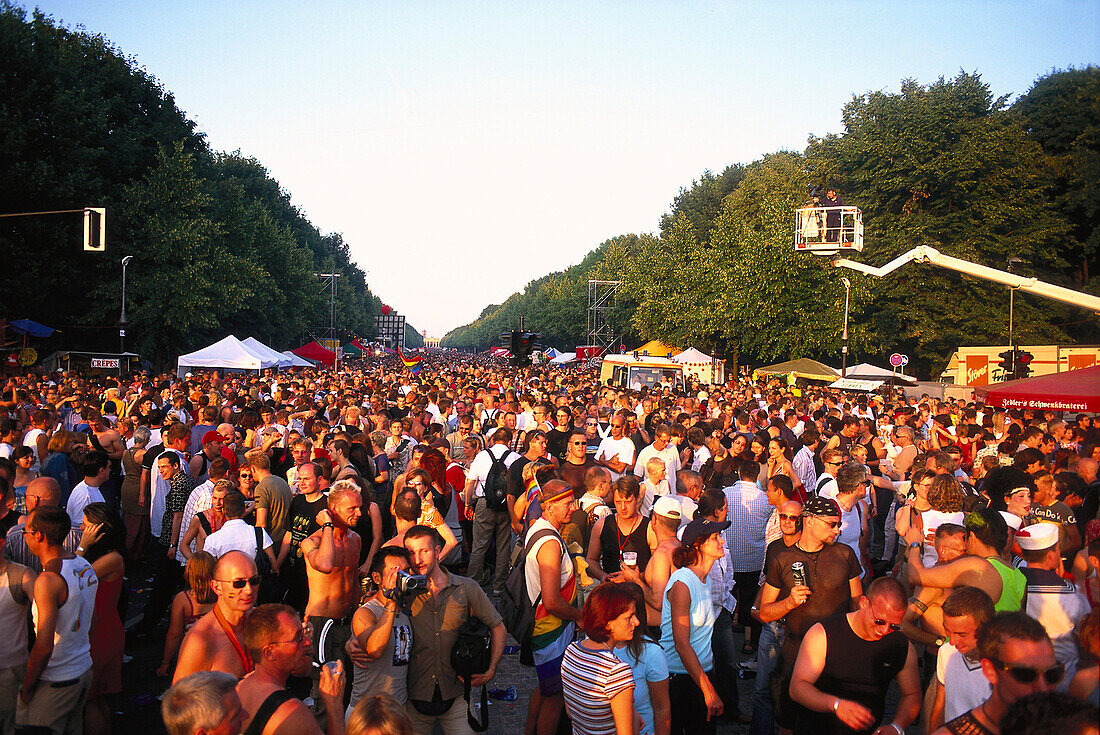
28, 1, 1100, 340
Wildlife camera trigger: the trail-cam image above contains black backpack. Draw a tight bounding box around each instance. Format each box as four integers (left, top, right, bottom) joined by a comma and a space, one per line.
253, 527, 282, 604
483, 447, 512, 512
500, 527, 559, 647
451, 617, 492, 732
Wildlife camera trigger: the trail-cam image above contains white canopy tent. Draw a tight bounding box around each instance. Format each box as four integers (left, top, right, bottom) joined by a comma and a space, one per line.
672, 347, 725, 384
281, 351, 315, 367
242, 337, 294, 368
550, 351, 576, 364
176, 335, 278, 377
844, 361, 917, 384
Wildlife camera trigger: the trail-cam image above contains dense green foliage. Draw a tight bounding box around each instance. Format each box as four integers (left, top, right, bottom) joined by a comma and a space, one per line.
443, 70, 1100, 377
0, 5, 391, 365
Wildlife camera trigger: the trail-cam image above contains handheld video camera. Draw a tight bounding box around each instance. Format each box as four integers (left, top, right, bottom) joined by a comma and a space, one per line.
384, 569, 429, 605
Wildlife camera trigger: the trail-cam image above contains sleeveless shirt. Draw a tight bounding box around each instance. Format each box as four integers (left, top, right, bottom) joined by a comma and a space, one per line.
599, 514, 651, 575
0, 563, 30, 668
349, 599, 412, 707
796, 613, 908, 734
33, 556, 97, 680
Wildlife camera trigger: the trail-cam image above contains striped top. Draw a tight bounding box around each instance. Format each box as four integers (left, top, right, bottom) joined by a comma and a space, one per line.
561, 641, 634, 735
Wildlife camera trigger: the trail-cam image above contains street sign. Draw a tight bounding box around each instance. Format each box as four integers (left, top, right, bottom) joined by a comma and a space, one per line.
889, 353, 909, 367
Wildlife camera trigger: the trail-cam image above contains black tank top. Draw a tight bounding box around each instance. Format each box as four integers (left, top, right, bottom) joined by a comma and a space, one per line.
861, 437, 881, 476
796, 613, 908, 734
599, 513, 651, 575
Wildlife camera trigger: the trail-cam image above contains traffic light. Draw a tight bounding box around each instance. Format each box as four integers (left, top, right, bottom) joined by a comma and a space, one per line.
1015, 350, 1033, 380
83, 207, 105, 251
997, 349, 1014, 375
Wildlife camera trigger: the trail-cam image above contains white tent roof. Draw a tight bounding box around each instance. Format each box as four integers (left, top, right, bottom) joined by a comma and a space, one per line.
550, 352, 576, 364
242, 337, 293, 368
281, 351, 315, 367
845, 362, 917, 383
544, 347, 560, 358
177, 335, 278, 376
673, 347, 715, 364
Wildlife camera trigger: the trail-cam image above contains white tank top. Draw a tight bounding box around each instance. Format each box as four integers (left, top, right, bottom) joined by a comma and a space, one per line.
32, 556, 97, 680
921, 510, 965, 567
23, 428, 44, 472
0, 563, 30, 669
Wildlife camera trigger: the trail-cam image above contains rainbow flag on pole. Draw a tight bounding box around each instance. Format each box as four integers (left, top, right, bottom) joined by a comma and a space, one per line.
398, 347, 423, 374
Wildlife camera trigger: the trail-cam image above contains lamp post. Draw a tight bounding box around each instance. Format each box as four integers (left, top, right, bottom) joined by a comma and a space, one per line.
120, 255, 132, 356
841, 276, 851, 378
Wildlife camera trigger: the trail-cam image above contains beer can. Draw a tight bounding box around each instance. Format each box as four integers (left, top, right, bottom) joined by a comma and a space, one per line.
791, 561, 807, 588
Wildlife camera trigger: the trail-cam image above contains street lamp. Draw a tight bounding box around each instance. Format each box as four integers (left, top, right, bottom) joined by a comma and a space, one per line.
1006, 257, 1023, 378
841, 276, 851, 378
120, 255, 133, 355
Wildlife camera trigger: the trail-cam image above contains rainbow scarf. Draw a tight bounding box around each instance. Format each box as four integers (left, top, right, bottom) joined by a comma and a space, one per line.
397, 348, 423, 374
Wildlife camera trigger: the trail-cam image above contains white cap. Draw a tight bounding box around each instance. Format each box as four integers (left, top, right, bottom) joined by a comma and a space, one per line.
999, 510, 1023, 532
1016, 523, 1059, 551
653, 496, 682, 519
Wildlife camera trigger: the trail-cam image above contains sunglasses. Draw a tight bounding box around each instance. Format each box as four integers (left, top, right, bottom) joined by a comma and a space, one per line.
218, 575, 261, 589
989, 659, 1065, 685
812, 518, 841, 529
872, 618, 903, 632
779, 513, 801, 521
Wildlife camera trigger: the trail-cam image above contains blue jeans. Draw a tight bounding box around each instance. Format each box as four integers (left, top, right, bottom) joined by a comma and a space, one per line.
710, 608, 740, 715
749, 621, 784, 735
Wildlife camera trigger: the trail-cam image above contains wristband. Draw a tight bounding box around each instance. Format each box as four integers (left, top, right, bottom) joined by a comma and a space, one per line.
891, 724, 903, 735
321, 522, 334, 530
908, 541, 921, 550
833, 698, 840, 713
76, 546, 86, 553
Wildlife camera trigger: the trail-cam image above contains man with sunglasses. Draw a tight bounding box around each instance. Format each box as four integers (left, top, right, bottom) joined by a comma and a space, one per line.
1016, 523, 1090, 687
174, 550, 260, 684
758, 496, 863, 734
934, 612, 1061, 735
236, 603, 346, 735
790, 577, 920, 735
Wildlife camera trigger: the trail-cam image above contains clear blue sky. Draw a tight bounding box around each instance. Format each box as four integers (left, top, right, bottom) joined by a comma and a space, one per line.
30, 1, 1100, 340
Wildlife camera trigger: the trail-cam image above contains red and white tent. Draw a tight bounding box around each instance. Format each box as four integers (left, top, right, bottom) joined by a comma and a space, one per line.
490, 347, 512, 358
974, 365, 1100, 413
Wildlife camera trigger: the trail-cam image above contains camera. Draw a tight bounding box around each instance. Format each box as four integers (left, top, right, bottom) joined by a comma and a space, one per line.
384, 569, 429, 605
807, 183, 823, 198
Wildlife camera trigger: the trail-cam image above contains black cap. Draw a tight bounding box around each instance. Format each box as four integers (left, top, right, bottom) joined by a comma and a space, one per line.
680, 518, 730, 548
803, 496, 840, 518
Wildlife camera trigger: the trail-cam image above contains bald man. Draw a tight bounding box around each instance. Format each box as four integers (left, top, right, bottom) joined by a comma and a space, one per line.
173, 551, 259, 683
790, 577, 921, 734
1073, 458, 1098, 538
4, 477, 80, 572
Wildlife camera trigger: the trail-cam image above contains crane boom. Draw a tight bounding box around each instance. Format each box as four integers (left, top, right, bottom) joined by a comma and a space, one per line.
831, 245, 1100, 314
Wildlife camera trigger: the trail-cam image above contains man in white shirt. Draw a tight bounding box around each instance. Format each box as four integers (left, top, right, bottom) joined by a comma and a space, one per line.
927, 586, 995, 731
202, 490, 277, 570
816, 448, 845, 499
66, 450, 109, 529
462, 428, 519, 595
594, 411, 636, 482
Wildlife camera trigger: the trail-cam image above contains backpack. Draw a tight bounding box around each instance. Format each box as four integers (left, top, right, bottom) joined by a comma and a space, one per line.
500, 527, 559, 647
451, 617, 492, 732
482, 447, 512, 512
253, 527, 282, 604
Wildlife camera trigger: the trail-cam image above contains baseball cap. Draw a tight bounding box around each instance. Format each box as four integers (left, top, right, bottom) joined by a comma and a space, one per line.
652, 496, 682, 519
202, 430, 224, 445
680, 518, 730, 548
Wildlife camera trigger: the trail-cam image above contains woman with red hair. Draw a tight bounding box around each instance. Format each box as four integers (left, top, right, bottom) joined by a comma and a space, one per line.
561, 583, 639, 735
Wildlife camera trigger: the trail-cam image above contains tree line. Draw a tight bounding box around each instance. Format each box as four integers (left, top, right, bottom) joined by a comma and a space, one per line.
0, 5, 425, 365
442, 69, 1100, 377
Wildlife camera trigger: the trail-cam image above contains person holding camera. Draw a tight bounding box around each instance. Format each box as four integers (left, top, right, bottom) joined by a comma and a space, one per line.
402, 524, 505, 735
346, 547, 415, 716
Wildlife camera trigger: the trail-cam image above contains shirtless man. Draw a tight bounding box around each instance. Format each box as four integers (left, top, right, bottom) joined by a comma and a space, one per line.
301, 485, 362, 668
173, 551, 259, 683
620, 496, 681, 630
900, 523, 969, 648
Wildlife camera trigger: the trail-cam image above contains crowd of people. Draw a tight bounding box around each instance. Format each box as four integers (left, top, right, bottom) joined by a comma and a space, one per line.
0, 354, 1096, 735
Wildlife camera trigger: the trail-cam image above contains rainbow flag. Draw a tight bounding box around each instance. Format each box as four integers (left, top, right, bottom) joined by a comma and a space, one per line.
398, 347, 423, 374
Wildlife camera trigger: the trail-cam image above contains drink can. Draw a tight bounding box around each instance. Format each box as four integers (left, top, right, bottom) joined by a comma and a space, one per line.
791, 561, 807, 588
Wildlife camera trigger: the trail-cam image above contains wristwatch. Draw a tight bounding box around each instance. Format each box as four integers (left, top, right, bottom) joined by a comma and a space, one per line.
908, 541, 921, 550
